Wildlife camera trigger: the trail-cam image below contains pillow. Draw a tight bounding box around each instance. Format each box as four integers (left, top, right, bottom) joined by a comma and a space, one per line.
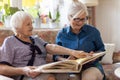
101, 43, 115, 64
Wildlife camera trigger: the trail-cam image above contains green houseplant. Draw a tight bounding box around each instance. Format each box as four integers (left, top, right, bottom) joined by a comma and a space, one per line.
0, 0, 19, 26
48, 6, 60, 28
2, 4, 19, 27
48, 9, 60, 23
2, 4, 19, 22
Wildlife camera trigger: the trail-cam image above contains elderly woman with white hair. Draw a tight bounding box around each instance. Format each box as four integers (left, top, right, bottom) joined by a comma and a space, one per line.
0, 11, 91, 80
53, 0, 106, 80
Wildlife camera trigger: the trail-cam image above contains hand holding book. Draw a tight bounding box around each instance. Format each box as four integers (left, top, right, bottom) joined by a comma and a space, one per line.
56, 51, 92, 61
33, 52, 105, 73
70, 50, 93, 58
68, 51, 94, 60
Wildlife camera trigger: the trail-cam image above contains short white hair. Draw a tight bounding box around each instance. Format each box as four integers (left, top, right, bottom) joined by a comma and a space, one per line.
10, 11, 33, 34
68, 0, 88, 18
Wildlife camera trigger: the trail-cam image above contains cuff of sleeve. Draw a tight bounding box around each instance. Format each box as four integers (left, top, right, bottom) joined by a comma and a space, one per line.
0, 61, 13, 66
44, 43, 48, 47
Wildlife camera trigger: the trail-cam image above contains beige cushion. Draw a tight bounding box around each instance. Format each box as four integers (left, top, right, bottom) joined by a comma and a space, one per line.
101, 43, 115, 64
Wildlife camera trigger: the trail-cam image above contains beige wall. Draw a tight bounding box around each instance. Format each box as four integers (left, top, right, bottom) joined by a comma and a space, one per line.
95, 0, 120, 51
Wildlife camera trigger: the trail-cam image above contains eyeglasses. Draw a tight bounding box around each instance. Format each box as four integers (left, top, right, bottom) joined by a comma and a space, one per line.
73, 16, 88, 22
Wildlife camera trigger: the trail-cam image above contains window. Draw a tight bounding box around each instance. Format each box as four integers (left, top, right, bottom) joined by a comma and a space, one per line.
22, 0, 61, 28
0, 0, 96, 28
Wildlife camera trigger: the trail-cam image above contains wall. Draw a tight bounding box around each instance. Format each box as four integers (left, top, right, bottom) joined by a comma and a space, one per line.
95, 0, 120, 51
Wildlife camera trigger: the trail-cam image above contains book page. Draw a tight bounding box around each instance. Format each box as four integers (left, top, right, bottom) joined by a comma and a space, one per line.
75, 51, 105, 65
34, 60, 80, 73
34, 63, 82, 73
34, 51, 105, 73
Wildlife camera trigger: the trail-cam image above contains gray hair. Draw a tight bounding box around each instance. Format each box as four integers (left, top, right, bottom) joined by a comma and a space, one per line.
10, 11, 33, 34
68, 0, 88, 18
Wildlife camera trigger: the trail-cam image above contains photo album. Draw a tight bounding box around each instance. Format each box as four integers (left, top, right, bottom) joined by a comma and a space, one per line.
34, 52, 105, 73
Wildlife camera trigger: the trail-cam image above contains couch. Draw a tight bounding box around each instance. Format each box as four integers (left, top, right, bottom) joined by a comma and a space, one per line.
0, 28, 120, 80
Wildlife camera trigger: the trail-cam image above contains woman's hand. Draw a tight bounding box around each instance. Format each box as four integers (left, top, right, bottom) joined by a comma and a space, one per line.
22, 66, 41, 78
71, 50, 94, 58
67, 56, 76, 60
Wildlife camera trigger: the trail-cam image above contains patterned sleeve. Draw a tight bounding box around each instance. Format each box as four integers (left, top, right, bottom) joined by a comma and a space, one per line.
33, 35, 48, 47
0, 38, 14, 66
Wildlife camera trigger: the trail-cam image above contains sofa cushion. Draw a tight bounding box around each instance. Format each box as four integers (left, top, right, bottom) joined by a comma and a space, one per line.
101, 43, 115, 64
33, 29, 59, 44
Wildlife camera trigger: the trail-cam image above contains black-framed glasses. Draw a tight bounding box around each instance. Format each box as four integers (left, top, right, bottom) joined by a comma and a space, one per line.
73, 16, 88, 22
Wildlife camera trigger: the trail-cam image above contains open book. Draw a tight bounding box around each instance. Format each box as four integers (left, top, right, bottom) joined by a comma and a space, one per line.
34, 52, 105, 73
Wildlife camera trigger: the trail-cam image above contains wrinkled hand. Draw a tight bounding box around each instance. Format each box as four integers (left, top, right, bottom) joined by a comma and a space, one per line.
22, 66, 41, 78
71, 50, 94, 58
89, 51, 94, 56
67, 56, 76, 60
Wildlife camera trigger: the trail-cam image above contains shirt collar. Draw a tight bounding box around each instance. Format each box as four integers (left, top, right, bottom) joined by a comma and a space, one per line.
66, 24, 88, 34
81, 24, 88, 32
66, 26, 71, 34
